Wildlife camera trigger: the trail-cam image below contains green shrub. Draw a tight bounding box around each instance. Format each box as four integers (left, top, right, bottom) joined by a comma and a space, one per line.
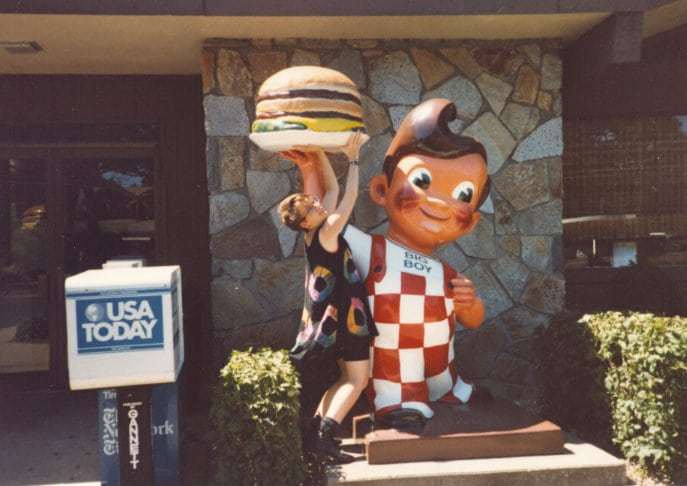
541, 312, 687, 481
210, 348, 305, 485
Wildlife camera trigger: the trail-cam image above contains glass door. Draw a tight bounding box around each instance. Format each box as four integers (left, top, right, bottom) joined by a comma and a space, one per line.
0, 148, 158, 383
0, 158, 51, 373
60, 157, 157, 277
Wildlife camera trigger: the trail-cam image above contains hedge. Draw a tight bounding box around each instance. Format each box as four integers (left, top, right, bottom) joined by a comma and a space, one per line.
540, 311, 687, 481
210, 348, 305, 485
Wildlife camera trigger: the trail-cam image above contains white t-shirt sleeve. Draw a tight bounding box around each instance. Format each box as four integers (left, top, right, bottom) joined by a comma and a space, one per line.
343, 224, 372, 281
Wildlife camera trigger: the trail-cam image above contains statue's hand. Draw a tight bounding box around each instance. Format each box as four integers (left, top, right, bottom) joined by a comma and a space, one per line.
450, 274, 485, 329
450, 275, 477, 307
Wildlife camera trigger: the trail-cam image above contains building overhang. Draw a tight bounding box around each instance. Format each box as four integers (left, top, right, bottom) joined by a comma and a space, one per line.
563, 0, 687, 117
0, 0, 685, 74
0, 1, 675, 17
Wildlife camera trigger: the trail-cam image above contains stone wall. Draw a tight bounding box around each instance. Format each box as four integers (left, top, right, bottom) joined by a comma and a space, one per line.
201, 38, 565, 409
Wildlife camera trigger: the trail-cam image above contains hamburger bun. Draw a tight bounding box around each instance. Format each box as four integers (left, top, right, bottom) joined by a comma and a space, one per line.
250, 66, 368, 152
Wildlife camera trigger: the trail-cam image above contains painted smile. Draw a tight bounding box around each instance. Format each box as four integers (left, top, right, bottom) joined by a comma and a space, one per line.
419, 206, 451, 221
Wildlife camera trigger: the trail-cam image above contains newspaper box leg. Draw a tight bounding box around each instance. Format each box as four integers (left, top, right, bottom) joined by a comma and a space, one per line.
99, 383, 181, 485
117, 386, 154, 485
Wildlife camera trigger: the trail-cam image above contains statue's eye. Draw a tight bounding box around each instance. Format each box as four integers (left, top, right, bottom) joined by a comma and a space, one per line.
452, 181, 475, 203
409, 168, 432, 190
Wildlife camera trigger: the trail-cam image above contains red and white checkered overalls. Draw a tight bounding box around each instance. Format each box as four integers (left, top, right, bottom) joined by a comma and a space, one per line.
344, 225, 473, 419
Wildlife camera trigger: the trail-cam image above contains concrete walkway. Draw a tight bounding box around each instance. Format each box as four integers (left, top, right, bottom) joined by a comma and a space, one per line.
0, 389, 100, 486
0, 387, 632, 486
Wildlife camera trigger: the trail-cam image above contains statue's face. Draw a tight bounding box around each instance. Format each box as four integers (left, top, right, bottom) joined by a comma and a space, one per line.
371, 152, 488, 254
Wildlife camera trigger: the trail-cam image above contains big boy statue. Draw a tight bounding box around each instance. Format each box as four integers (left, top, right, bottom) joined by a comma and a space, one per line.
290, 98, 491, 425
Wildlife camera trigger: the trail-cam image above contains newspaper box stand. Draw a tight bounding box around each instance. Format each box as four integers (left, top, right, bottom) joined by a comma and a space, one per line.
65, 265, 183, 485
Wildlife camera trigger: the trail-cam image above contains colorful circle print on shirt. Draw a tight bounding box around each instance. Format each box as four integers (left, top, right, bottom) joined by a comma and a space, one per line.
315, 304, 338, 348
296, 307, 315, 343
308, 265, 336, 303
343, 248, 361, 284
347, 297, 370, 336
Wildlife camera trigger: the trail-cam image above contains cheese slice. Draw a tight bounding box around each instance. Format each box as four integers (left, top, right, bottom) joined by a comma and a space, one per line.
252, 116, 364, 133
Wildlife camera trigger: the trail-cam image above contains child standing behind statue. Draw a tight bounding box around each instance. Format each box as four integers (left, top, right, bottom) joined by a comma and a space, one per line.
278, 132, 377, 463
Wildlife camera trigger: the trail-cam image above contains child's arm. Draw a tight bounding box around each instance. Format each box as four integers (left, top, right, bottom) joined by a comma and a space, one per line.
316, 149, 340, 213
319, 132, 365, 251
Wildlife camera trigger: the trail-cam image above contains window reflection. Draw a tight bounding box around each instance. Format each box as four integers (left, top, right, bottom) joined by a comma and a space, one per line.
0, 156, 157, 373
564, 115, 687, 315
564, 115, 687, 269
677, 116, 687, 135
64, 159, 155, 275
0, 159, 50, 373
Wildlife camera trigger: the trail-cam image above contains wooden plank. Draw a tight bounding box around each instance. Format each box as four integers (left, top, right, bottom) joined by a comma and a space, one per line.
643, 23, 687, 61
564, 12, 643, 88
564, 59, 687, 118
0, 0, 661, 15
19, 77, 52, 121
0, 0, 203, 15
184, 77, 211, 393
0, 77, 24, 121
153, 76, 210, 404
205, 0, 657, 16
564, 20, 687, 118
365, 399, 565, 465
565, 266, 687, 315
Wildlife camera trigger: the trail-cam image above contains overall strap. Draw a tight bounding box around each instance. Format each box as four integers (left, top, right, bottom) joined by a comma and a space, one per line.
442, 261, 458, 326
442, 261, 457, 293
365, 235, 387, 289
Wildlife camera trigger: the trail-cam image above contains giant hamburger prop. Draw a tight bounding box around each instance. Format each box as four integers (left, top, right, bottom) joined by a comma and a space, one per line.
249, 66, 368, 152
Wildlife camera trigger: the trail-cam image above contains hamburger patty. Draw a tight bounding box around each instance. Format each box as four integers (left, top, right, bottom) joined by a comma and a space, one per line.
256, 97, 363, 119
256, 87, 361, 104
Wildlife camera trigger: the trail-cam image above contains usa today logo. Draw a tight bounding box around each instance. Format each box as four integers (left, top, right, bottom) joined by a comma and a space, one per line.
76, 296, 164, 353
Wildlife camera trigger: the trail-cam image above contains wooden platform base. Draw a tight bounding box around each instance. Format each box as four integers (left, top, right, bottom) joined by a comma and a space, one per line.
364, 398, 565, 465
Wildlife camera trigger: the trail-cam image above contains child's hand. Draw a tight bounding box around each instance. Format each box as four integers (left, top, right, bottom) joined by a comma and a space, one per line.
280, 149, 320, 168
341, 132, 365, 162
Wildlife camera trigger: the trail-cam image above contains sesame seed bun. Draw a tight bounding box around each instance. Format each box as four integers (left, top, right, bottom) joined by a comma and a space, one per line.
257, 66, 361, 99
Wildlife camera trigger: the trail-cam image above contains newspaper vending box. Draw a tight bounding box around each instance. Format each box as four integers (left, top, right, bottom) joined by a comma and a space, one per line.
65, 265, 184, 485
65, 265, 183, 390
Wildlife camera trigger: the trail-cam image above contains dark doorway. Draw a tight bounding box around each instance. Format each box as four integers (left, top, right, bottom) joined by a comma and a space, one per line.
0, 77, 209, 396
0, 146, 159, 385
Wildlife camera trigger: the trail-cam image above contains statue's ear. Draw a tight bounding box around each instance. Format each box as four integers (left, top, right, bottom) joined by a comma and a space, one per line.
369, 175, 389, 207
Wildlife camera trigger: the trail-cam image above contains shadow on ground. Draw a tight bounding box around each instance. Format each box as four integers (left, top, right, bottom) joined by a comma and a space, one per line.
0, 389, 99, 485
